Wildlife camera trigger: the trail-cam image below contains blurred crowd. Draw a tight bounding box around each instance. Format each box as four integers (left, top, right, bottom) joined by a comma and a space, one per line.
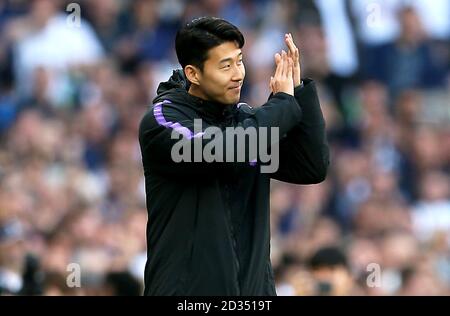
0, 0, 449, 296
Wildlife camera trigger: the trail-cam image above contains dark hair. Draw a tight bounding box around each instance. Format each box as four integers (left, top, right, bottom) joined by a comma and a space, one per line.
175, 17, 244, 71
308, 246, 348, 270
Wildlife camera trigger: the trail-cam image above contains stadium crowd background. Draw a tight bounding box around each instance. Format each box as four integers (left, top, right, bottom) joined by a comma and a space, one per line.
0, 0, 449, 296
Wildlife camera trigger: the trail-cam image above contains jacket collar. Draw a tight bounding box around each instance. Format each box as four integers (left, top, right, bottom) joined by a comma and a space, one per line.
185, 91, 235, 121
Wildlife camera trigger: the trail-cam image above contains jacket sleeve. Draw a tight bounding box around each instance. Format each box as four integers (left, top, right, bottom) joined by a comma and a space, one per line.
139, 92, 302, 179
270, 79, 330, 184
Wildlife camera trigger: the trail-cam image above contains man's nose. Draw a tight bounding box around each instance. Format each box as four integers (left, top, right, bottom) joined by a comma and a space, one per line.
232, 66, 244, 81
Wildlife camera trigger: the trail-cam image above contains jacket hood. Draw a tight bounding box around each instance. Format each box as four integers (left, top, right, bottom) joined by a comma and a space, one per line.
153, 69, 191, 103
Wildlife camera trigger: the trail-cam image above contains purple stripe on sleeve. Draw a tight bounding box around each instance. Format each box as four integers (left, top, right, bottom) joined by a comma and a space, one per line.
153, 100, 205, 140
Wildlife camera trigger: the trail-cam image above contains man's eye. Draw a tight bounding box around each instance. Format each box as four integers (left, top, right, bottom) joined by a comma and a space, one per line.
222, 64, 231, 69
237, 59, 243, 65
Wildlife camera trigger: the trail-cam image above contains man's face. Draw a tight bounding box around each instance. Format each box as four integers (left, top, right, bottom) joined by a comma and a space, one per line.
195, 41, 245, 105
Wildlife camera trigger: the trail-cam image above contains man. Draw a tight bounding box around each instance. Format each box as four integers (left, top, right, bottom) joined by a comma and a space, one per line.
139, 17, 329, 296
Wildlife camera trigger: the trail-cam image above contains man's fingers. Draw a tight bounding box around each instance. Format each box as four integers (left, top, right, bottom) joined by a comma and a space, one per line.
284, 34, 292, 58
274, 53, 281, 65
274, 52, 282, 75
292, 33, 300, 63
274, 53, 283, 78
285, 37, 294, 62
279, 51, 286, 78
287, 57, 293, 79
286, 33, 300, 64
285, 34, 296, 57
285, 34, 295, 50
281, 50, 287, 78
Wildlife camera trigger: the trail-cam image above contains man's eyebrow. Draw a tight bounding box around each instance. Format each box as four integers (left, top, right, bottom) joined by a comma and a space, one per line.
219, 52, 243, 64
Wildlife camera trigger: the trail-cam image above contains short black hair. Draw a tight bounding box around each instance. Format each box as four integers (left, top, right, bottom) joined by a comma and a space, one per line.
175, 17, 245, 71
308, 246, 349, 270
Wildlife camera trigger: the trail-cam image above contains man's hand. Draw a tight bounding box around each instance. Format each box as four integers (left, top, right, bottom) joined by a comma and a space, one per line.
285, 33, 301, 88
270, 50, 294, 96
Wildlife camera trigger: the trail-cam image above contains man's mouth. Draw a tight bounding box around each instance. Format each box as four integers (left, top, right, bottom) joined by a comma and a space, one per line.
229, 84, 242, 90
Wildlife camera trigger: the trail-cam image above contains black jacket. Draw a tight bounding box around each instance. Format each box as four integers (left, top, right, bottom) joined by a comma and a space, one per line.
138, 70, 329, 296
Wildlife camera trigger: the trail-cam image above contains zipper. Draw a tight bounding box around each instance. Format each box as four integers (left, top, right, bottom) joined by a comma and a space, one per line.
221, 107, 241, 294
223, 181, 241, 295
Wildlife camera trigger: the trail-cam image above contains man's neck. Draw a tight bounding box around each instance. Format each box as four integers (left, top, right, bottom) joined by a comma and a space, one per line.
188, 85, 209, 102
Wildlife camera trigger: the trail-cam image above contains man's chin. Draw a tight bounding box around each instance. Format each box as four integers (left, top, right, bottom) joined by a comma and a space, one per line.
214, 93, 240, 105
225, 96, 240, 105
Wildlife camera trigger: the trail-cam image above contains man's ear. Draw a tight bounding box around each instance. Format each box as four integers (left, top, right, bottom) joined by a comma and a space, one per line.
184, 65, 201, 86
